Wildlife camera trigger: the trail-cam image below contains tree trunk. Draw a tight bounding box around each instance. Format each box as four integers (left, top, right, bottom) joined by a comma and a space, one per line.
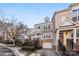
8, 35, 15, 46
4, 32, 7, 40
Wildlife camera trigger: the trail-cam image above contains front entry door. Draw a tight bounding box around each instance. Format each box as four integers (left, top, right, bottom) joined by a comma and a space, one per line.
59, 33, 64, 44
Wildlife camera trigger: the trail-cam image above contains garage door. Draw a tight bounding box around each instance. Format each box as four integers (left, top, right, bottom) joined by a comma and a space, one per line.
43, 42, 52, 49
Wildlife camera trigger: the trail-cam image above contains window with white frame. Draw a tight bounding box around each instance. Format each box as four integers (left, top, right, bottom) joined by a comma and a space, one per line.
72, 9, 79, 21
43, 25, 50, 30
44, 34, 50, 39
76, 29, 79, 37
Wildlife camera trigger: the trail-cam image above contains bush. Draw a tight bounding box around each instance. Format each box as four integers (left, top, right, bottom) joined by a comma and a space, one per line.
15, 40, 22, 46
35, 46, 42, 49
22, 39, 32, 46
3, 40, 13, 44
21, 46, 35, 51
21, 46, 42, 52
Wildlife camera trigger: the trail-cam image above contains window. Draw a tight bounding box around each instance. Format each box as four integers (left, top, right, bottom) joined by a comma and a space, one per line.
44, 25, 50, 30
48, 35, 50, 38
78, 16, 79, 21
72, 17, 77, 21
78, 9, 79, 16
44, 36, 45, 38
72, 9, 77, 12
44, 34, 50, 39
38, 26, 40, 29
46, 35, 48, 38
48, 25, 50, 29
44, 26, 45, 30
76, 29, 79, 37
72, 9, 77, 16
72, 9, 79, 21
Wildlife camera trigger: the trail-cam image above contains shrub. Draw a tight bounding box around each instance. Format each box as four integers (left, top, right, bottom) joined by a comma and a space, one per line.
15, 40, 22, 46
21, 46, 42, 52
3, 40, 13, 44
21, 46, 35, 51
36, 46, 42, 49
22, 39, 32, 46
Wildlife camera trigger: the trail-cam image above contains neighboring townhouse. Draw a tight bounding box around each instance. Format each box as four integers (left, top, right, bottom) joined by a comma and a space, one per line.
34, 16, 54, 49
30, 28, 41, 40
51, 3, 79, 50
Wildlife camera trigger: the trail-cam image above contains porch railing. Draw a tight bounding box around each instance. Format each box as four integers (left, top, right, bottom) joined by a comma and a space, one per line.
67, 39, 79, 50
58, 39, 79, 56
66, 39, 73, 49
67, 39, 79, 55
58, 40, 66, 55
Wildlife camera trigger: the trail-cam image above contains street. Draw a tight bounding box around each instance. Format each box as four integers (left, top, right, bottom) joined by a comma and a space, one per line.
0, 46, 15, 56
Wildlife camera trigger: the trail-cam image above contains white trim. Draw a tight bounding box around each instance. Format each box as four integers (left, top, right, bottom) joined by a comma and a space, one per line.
73, 28, 77, 43
59, 17, 78, 28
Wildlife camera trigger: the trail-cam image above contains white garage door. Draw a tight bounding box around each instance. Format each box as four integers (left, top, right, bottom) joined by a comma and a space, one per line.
43, 42, 52, 48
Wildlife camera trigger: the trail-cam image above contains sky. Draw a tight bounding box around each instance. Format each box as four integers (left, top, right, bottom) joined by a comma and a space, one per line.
0, 3, 70, 28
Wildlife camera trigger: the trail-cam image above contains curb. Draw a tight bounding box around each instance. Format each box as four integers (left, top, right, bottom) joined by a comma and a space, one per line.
55, 51, 61, 56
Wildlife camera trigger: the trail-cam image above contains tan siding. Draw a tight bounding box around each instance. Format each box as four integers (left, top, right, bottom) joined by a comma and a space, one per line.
55, 10, 71, 29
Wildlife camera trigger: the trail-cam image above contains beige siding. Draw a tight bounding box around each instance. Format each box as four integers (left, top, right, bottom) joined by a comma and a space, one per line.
55, 10, 71, 29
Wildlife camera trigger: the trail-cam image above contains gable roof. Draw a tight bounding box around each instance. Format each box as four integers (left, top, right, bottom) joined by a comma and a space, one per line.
59, 17, 78, 27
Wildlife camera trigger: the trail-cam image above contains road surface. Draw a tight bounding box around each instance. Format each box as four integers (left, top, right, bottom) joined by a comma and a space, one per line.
0, 46, 15, 56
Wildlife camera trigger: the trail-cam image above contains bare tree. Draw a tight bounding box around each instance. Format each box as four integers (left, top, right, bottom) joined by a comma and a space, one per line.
6, 21, 28, 46
0, 16, 28, 46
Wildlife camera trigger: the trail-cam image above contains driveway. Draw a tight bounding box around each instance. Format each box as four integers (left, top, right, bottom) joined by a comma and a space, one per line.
0, 46, 15, 56
29, 49, 59, 56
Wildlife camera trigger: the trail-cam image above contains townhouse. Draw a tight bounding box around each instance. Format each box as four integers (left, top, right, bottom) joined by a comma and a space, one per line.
52, 3, 79, 49
30, 16, 54, 49
28, 3, 79, 49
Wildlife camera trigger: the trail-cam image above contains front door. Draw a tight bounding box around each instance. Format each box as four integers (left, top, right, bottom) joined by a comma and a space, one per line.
59, 33, 64, 44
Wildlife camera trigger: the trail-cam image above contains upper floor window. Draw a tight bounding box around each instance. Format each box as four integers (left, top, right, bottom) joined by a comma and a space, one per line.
72, 17, 77, 21
44, 25, 50, 30
76, 29, 79, 37
48, 25, 50, 29
72, 9, 79, 21
38, 26, 40, 29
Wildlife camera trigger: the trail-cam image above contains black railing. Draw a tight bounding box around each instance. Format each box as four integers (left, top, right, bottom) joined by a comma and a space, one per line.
58, 40, 66, 55
66, 39, 79, 55
67, 39, 73, 49
58, 39, 78, 56
67, 39, 79, 50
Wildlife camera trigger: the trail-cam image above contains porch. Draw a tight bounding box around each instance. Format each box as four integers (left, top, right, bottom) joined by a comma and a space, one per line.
56, 28, 79, 56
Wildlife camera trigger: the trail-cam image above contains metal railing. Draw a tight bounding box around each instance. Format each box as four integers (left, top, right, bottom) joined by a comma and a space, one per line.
58, 40, 66, 55
67, 39, 73, 49
58, 39, 79, 56
66, 39, 79, 55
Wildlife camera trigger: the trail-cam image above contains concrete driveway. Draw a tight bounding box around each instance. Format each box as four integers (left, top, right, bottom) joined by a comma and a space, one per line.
29, 49, 59, 56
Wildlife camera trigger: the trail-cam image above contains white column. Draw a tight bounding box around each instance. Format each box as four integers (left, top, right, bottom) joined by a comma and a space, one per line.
56, 29, 59, 52
56, 30, 59, 45
73, 28, 76, 43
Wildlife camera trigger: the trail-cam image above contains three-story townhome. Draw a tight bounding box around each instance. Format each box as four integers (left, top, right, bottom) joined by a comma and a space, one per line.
34, 16, 54, 49
51, 3, 79, 51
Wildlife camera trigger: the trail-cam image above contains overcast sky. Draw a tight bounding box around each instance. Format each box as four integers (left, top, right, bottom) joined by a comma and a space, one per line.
0, 3, 70, 28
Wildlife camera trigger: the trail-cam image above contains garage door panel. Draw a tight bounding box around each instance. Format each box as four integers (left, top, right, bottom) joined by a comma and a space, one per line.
43, 42, 52, 48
